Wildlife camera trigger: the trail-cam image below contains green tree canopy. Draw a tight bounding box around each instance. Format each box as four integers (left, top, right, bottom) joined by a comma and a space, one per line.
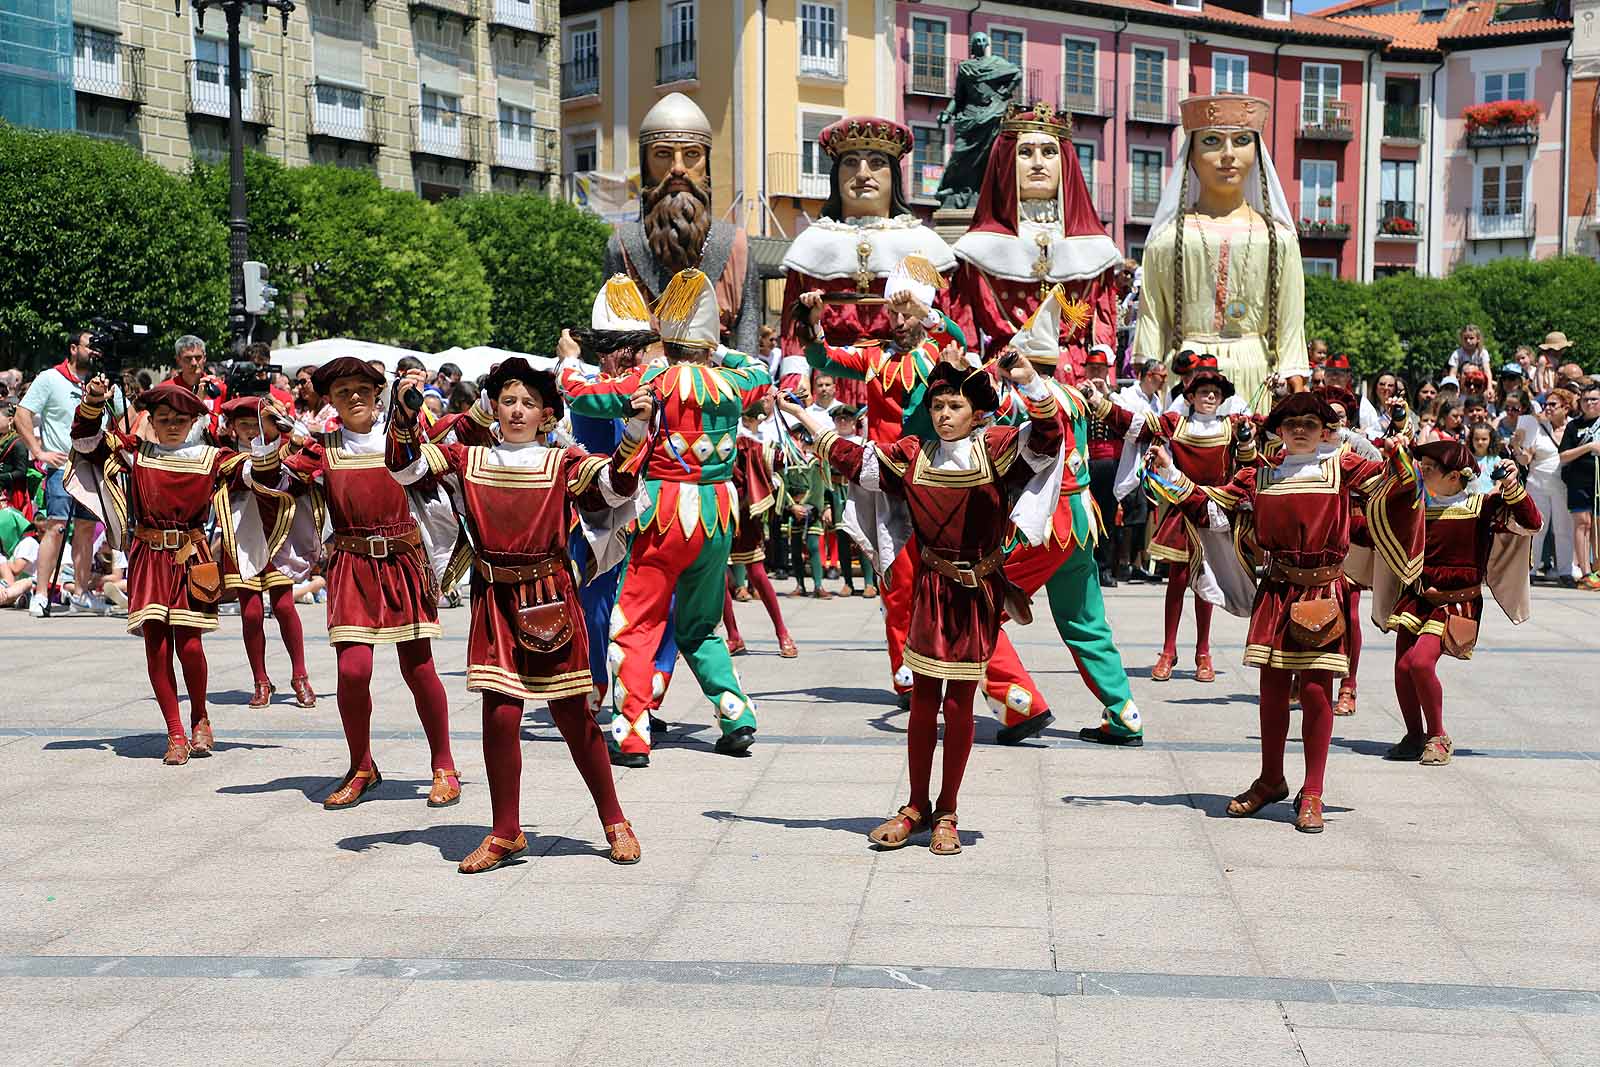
284, 165, 492, 351
1302, 274, 1404, 382
0, 124, 228, 369
441, 192, 610, 355
1453, 256, 1600, 368
1369, 272, 1495, 386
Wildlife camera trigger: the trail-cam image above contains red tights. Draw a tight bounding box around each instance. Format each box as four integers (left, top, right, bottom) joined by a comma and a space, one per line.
1258, 667, 1335, 800
1342, 586, 1362, 695
239, 586, 309, 685
481, 693, 624, 840
334, 640, 455, 776
1161, 563, 1213, 658
1394, 630, 1445, 739
143, 623, 209, 740
722, 563, 790, 644
907, 673, 978, 815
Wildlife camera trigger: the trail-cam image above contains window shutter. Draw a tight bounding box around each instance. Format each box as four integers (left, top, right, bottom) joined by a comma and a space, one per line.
74, 0, 120, 31
310, 0, 365, 85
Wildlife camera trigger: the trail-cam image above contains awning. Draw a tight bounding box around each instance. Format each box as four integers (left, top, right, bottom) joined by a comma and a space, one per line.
748, 235, 793, 281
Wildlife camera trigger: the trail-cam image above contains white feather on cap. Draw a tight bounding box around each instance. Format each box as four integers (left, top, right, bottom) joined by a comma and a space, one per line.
1007, 284, 1090, 366
883, 253, 947, 328
591, 275, 653, 331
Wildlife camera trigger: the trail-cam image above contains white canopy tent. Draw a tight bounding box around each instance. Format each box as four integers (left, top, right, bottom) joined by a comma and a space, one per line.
271, 338, 436, 374
432, 345, 597, 381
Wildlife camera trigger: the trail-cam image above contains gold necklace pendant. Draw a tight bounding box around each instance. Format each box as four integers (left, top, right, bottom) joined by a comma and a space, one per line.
854, 239, 873, 292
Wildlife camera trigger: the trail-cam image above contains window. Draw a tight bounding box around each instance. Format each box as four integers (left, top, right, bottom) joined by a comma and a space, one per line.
989, 28, 1023, 69
1482, 71, 1528, 103
73, 25, 121, 90
660, 0, 695, 82
913, 125, 948, 200
568, 129, 598, 172
313, 82, 367, 134
800, 111, 832, 197
194, 34, 253, 79
1263, 0, 1290, 16
566, 22, 599, 95
910, 17, 948, 94
1131, 47, 1166, 120
1213, 53, 1248, 96
1130, 148, 1162, 213
1301, 62, 1339, 127
1304, 259, 1337, 278
1479, 163, 1525, 217
1075, 141, 1095, 184
1380, 160, 1416, 220
1061, 39, 1096, 109
498, 101, 539, 168
1300, 159, 1336, 221
799, 3, 841, 77
667, 0, 695, 45
419, 87, 462, 156
1174, 0, 1201, 10
192, 34, 256, 119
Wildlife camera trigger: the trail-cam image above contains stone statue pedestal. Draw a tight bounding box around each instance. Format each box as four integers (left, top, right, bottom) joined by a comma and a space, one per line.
933, 206, 976, 245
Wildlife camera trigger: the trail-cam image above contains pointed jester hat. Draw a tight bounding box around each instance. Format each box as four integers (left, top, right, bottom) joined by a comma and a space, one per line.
655, 268, 721, 350
1008, 283, 1093, 367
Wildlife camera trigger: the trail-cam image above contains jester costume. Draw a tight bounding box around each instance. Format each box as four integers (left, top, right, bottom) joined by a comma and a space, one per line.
558, 269, 770, 762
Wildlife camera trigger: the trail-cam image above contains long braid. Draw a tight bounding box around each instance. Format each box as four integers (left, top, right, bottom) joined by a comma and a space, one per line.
1258, 148, 1280, 369
1172, 166, 1188, 360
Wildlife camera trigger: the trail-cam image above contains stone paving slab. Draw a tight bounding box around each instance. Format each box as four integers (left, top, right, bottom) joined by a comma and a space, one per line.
2, 582, 1599, 1065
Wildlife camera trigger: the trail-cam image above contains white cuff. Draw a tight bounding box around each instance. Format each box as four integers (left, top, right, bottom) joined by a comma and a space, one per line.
1018, 376, 1050, 402
857, 447, 882, 493
622, 417, 649, 442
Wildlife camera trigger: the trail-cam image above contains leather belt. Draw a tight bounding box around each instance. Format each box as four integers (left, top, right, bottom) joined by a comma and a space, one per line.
919, 545, 1005, 589
134, 526, 202, 552
331, 527, 422, 560
474, 554, 566, 585
1422, 586, 1478, 605
1268, 559, 1344, 587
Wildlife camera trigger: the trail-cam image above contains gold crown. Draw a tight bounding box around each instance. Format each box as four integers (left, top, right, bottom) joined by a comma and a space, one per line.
818, 116, 914, 160
1001, 101, 1072, 140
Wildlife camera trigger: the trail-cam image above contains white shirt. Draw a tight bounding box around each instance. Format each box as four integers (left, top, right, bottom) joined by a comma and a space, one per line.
1518, 413, 1563, 486
1166, 393, 1251, 418
1447, 347, 1492, 375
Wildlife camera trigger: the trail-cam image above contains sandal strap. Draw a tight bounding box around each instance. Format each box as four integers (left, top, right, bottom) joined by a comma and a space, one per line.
604, 820, 634, 837
487, 834, 523, 851
433, 768, 459, 782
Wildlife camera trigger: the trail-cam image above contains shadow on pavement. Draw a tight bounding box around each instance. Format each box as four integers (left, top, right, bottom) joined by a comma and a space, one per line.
1062, 792, 1353, 822
702, 808, 987, 846
43, 734, 280, 759
335, 825, 604, 865
748, 686, 901, 707
217, 774, 436, 803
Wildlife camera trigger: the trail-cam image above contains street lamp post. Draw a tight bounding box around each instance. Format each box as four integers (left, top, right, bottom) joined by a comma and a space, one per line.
179, 0, 295, 356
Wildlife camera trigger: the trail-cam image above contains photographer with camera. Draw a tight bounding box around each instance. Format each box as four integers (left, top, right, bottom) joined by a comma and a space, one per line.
166, 335, 225, 444
15, 328, 126, 617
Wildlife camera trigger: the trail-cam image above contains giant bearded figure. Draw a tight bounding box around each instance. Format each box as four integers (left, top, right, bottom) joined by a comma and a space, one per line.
778, 115, 956, 402
949, 102, 1123, 382
604, 92, 760, 354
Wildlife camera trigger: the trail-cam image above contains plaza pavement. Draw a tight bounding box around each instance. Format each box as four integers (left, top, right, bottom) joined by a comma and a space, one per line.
2, 579, 1599, 1066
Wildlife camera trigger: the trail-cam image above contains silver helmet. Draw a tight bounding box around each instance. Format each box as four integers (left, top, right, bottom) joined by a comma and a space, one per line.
639, 92, 712, 148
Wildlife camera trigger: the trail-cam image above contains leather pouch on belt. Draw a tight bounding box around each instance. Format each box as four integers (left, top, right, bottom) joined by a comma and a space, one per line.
1001, 578, 1034, 627
1287, 597, 1344, 648
186, 560, 224, 604
513, 576, 572, 654
1441, 614, 1479, 660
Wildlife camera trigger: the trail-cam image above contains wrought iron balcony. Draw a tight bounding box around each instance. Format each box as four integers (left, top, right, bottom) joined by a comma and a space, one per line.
72, 28, 145, 108
1382, 104, 1424, 142
656, 40, 696, 85
305, 82, 387, 148
488, 0, 555, 36
909, 54, 950, 97
798, 32, 845, 79
1127, 84, 1178, 125
1465, 122, 1538, 149
1297, 205, 1351, 240
1299, 102, 1354, 141
1468, 204, 1536, 241
409, 104, 481, 163
561, 56, 600, 99
1095, 183, 1112, 223
492, 119, 556, 171
1378, 200, 1422, 239
408, 0, 479, 25
186, 61, 273, 126
1061, 77, 1114, 119
1128, 187, 1161, 221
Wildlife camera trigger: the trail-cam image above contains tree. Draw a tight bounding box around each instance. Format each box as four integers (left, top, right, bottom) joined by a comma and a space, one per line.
441, 192, 610, 355
1454, 256, 1600, 370
188, 151, 302, 341
1369, 273, 1494, 386
284, 165, 492, 350
0, 125, 228, 369
1302, 274, 1403, 382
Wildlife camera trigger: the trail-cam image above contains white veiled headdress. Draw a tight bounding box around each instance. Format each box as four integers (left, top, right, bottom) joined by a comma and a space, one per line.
1149, 95, 1295, 238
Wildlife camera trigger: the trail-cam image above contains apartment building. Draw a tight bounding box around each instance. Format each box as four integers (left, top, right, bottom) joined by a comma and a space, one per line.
1565, 0, 1596, 258
3, 0, 563, 199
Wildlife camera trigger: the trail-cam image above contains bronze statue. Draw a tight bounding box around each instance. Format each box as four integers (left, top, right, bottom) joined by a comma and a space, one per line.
934, 33, 1023, 211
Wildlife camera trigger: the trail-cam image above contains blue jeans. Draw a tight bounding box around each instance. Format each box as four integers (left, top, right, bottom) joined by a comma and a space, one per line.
42, 467, 95, 523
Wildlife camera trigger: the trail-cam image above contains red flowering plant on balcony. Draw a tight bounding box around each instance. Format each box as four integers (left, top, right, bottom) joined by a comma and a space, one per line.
1462, 100, 1540, 131
1380, 215, 1418, 236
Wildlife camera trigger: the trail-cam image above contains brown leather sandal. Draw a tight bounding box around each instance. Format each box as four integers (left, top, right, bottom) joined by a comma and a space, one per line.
290, 675, 316, 708
1295, 793, 1325, 833
428, 768, 461, 808
1420, 734, 1454, 766
1334, 688, 1357, 716
868, 804, 926, 849
1227, 777, 1290, 818
1194, 654, 1215, 683
929, 811, 962, 856
458, 832, 528, 874
249, 680, 274, 708
163, 735, 191, 766
189, 718, 214, 757
604, 820, 642, 865
323, 767, 381, 809
1151, 651, 1176, 682
778, 635, 799, 659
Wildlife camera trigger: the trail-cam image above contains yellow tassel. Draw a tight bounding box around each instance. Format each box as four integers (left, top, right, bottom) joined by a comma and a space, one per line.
653, 268, 708, 327
902, 254, 948, 290
1060, 297, 1093, 337
604, 275, 651, 323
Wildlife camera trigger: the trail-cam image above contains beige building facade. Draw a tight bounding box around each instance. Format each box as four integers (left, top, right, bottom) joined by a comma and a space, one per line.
68, 0, 562, 198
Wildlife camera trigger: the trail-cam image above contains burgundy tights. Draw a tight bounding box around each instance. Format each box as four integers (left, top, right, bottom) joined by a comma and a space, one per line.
722, 563, 791, 645
1394, 630, 1446, 739
239, 586, 309, 685
143, 622, 208, 739
1342, 585, 1362, 695
481, 693, 625, 840
334, 639, 455, 776
1161, 563, 1213, 658
1258, 667, 1336, 800
907, 673, 979, 815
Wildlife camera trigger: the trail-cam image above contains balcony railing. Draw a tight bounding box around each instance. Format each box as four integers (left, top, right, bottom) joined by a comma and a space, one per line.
909, 54, 950, 97
488, 0, 555, 35
1127, 84, 1178, 125
767, 152, 831, 199
72, 29, 145, 107
186, 61, 273, 126
1383, 104, 1424, 142
1012, 66, 1047, 106
1095, 183, 1112, 223
493, 120, 556, 171
305, 82, 386, 147
1297, 205, 1351, 240
1299, 101, 1353, 141
1468, 204, 1536, 241
1128, 186, 1161, 221
656, 40, 696, 85
1465, 122, 1538, 149
1061, 77, 1114, 119
1378, 200, 1422, 239
409, 104, 481, 162
798, 33, 845, 79
561, 56, 600, 99
408, 0, 479, 23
